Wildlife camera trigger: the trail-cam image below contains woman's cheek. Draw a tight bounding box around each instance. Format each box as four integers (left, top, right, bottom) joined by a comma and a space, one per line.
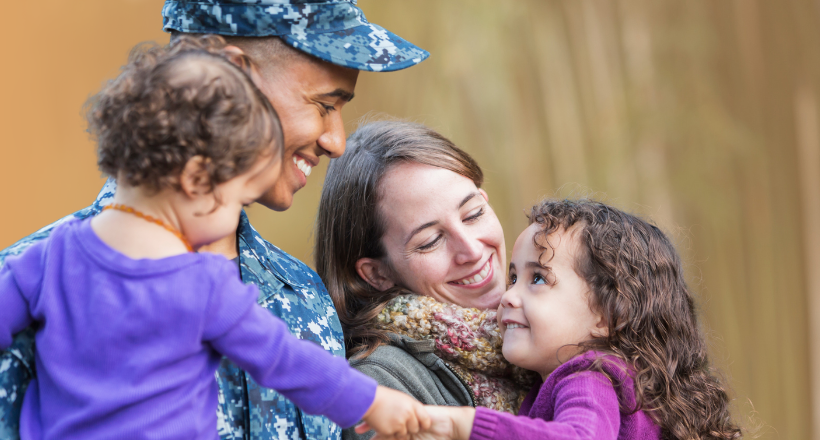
415, 254, 451, 286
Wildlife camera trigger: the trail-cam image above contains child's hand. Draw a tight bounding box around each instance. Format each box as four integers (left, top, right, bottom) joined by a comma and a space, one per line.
368, 405, 476, 440
356, 386, 431, 439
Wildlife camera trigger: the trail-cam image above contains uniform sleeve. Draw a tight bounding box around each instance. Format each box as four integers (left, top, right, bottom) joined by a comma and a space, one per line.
468, 371, 621, 440
0, 329, 35, 440
202, 260, 378, 429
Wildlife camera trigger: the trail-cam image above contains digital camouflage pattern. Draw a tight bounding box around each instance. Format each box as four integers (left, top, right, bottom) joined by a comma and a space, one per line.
0, 179, 347, 440
161, 0, 429, 72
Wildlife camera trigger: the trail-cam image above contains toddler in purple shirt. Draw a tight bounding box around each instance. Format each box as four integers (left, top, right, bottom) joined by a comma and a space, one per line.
408, 200, 742, 440
0, 36, 429, 440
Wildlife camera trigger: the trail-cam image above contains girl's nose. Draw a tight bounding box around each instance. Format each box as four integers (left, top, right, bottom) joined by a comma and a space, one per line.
499, 285, 522, 308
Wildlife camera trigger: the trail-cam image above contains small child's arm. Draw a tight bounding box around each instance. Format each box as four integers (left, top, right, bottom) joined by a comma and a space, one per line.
0, 241, 46, 440
203, 263, 429, 436
0, 246, 43, 349
395, 370, 622, 440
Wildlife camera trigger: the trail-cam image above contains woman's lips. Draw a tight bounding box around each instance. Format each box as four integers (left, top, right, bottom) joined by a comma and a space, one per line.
449, 255, 494, 288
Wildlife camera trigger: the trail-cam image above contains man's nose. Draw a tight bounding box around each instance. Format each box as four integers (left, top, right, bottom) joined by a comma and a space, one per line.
317, 112, 346, 158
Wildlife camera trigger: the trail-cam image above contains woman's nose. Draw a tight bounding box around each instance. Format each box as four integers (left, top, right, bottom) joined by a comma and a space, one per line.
452, 231, 484, 265
317, 112, 346, 158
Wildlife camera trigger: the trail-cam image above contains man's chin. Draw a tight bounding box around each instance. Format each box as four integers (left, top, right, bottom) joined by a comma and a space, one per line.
256, 190, 293, 212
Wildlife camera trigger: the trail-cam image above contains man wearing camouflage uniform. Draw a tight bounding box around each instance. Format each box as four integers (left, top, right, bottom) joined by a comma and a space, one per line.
0, 1, 428, 439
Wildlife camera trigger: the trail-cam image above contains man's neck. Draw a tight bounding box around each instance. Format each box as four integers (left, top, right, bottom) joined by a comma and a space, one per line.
198, 233, 239, 259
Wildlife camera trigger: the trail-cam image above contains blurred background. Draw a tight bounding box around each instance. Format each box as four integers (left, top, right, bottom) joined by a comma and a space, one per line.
1, 1, 818, 438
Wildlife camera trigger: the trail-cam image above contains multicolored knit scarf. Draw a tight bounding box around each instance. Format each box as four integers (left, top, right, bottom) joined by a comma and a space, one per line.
375, 294, 539, 414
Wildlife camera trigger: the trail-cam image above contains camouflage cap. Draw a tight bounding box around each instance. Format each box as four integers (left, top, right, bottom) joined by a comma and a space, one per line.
162, 0, 429, 72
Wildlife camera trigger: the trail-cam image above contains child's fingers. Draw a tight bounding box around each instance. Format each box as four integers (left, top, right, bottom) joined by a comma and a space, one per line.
405, 412, 420, 434
354, 422, 372, 434
417, 405, 432, 431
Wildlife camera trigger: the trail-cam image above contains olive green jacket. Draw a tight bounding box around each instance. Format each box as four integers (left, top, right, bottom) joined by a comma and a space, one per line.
342, 333, 475, 440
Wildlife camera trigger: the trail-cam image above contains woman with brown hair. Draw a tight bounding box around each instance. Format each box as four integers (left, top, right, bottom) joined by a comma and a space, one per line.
315, 121, 536, 440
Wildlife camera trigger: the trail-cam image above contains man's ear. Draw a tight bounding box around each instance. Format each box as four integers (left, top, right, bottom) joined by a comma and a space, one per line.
222, 45, 254, 75
355, 258, 396, 292
179, 156, 212, 199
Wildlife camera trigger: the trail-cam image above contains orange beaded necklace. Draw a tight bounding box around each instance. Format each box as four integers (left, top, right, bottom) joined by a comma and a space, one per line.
102, 204, 193, 252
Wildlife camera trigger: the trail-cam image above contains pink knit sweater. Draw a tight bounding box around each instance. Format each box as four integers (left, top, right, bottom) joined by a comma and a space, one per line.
469, 352, 660, 440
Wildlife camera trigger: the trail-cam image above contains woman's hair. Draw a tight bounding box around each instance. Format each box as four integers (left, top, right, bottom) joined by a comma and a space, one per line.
87, 35, 282, 193
529, 198, 741, 440
315, 120, 483, 358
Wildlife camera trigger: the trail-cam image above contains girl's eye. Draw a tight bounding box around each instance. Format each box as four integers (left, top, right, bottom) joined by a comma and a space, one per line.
464, 207, 485, 223
507, 273, 517, 287
532, 270, 557, 286
417, 235, 442, 251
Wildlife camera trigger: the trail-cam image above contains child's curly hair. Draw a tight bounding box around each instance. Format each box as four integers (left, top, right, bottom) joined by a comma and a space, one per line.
529, 199, 742, 440
86, 35, 282, 192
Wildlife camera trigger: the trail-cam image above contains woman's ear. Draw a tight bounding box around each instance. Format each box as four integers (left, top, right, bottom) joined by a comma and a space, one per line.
479, 188, 490, 202
179, 156, 212, 199
355, 258, 396, 292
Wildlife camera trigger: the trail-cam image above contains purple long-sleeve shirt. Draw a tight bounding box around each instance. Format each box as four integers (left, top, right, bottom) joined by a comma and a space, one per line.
469, 351, 660, 440
0, 219, 377, 440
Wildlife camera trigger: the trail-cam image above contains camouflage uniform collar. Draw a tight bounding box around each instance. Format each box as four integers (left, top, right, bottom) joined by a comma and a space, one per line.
236, 210, 309, 290
162, 0, 429, 72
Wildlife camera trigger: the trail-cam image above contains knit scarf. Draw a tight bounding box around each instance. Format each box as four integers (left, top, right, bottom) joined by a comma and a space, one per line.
375, 294, 539, 414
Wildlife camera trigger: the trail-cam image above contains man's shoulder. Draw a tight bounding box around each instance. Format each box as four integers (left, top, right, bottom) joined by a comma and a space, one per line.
237, 215, 324, 289
0, 179, 115, 267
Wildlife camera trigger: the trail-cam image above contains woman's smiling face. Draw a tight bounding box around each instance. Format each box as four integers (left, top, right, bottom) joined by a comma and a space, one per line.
373, 162, 506, 310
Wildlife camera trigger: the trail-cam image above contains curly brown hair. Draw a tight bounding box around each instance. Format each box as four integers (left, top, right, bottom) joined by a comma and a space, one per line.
529, 199, 742, 440
86, 35, 282, 193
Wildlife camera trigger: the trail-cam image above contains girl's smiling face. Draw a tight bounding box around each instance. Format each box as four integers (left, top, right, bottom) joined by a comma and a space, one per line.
498, 223, 606, 379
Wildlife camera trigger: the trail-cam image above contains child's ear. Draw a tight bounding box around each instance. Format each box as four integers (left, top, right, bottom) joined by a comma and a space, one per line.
178, 156, 212, 199
355, 258, 396, 292
222, 45, 254, 75
591, 313, 609, 339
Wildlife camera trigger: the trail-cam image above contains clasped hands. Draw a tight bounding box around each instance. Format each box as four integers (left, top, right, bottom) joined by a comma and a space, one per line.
358, 387, 476, 440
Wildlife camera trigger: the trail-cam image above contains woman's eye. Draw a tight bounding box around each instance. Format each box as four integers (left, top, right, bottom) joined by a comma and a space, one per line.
417, 235, 441, 251
464, 207, 485, 223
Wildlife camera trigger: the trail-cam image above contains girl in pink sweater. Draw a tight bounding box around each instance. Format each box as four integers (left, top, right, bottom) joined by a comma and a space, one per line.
382, 199, 742, 440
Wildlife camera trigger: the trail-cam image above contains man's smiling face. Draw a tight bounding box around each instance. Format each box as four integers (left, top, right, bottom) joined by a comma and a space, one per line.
247, 48, 359, 211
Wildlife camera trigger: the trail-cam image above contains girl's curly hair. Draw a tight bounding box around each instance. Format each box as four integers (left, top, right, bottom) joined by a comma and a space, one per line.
530, 199, 742, 440
86, 35, 282, 193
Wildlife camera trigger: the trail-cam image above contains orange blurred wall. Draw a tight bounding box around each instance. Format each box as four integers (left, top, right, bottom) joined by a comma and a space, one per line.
0, 0, 167, 249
